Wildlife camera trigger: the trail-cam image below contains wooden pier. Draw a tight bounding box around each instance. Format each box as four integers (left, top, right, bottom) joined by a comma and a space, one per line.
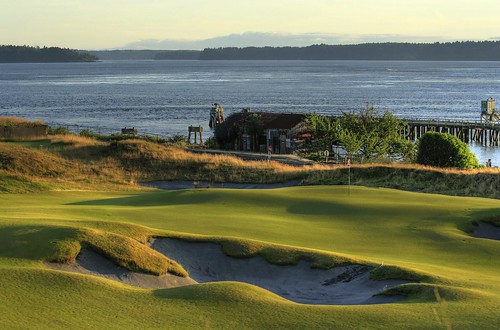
403, 119, 500, 146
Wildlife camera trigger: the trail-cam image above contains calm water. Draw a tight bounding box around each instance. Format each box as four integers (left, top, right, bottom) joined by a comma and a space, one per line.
1, 60, 500, 164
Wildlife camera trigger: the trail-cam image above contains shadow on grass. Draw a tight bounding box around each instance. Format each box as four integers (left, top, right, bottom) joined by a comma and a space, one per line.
459, 208, 500, 240
67, 190, 221, 207
0, 225, 78, 260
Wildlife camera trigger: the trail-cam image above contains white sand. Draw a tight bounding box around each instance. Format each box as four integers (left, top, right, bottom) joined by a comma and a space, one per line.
151, 238, 410, 305
46, 239, 412, 305
45, 249, 196, 289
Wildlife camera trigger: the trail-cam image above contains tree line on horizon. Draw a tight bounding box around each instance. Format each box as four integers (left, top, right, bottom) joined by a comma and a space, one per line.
0, 45, 97, 63
4, 41, 500, 62
198, 41, 500, 61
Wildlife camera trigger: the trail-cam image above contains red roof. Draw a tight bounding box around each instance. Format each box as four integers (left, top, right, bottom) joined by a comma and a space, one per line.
225, 111, 305, 130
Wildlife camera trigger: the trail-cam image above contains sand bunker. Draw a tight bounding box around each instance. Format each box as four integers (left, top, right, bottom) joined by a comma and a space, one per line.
46, 249, 196, 289
46, 239, 411, 305
151, 238, 410, 305
471, 222, 500, 241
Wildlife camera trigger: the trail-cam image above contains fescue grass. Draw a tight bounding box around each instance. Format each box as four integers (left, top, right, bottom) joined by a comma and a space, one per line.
0, 222, 186, 276
1, 133, 500, 328
4, 136, 500, 199
1, 186, 499, 328
0, 116, 45, 127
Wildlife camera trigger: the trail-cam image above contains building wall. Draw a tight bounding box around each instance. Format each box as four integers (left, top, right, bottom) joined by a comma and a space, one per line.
0, 125, 48, 139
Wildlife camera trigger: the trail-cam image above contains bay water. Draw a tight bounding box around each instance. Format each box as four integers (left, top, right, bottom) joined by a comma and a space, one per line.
1, 60, 500, 164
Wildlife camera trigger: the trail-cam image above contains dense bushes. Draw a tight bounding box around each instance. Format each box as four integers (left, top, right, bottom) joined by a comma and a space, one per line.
416, 132, 479, 169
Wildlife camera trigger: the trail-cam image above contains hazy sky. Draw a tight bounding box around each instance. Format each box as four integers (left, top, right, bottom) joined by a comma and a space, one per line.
1, 0, 500, 49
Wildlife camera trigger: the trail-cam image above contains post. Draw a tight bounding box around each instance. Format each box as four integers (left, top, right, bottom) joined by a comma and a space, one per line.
347, 157, 351, 196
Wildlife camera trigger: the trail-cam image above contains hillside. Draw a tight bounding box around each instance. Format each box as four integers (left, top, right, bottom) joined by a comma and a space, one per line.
2, 134, 500, 199
0, 45, 97, 63
200, 41, 500, 60
1, 126, 500, 329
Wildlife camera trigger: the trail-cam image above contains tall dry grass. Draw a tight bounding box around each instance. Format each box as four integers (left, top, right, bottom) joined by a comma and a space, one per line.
110, 139, 330, 183
304, 162, 500, 198
3, 135, 500, 198
0, 117, 45, 127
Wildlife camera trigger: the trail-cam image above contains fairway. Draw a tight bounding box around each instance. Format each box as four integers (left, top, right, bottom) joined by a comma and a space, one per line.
1, 185, 499, 329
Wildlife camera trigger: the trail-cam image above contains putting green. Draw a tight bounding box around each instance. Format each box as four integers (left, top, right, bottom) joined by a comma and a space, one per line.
0, 185, 499, 329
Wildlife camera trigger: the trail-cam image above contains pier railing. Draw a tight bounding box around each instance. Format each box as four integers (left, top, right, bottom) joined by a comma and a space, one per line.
402, 119, 500, 146
46, 118, 500, 147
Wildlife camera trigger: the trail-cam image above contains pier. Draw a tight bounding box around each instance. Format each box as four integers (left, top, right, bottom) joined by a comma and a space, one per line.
403, 119, 500, 146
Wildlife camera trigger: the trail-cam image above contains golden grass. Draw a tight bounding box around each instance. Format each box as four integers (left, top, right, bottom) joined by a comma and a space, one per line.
45, 223, 188, 277
48, 134, 107, 148
80, 228, 188, 277
3, 135, 500, 198
346, 162, 500, 175
0, 116, 45, 127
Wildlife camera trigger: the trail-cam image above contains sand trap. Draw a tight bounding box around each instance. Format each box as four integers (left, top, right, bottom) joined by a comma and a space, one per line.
45, 249, 196, 289
471, 222, 500, 241
140, 180, 302, 190
151, 238, 410, 305
45, 240, 411, 305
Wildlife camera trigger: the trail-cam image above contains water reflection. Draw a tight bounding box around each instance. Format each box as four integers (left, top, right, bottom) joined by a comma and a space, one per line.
469, 143, 500, 167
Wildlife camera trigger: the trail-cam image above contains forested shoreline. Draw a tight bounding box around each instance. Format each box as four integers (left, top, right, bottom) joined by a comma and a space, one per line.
3, 41, 500, 62
0, 45, 97, 63
199, 41, 500, 60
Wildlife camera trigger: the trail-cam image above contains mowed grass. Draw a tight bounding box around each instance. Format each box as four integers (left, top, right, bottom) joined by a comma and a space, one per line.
1, 186, 500, 329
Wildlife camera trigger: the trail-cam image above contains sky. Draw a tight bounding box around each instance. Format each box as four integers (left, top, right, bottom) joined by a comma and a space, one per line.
1, 0, 500, 50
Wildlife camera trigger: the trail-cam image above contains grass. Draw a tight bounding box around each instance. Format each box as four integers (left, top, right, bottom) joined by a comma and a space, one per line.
4, 135, 500, 199
1, 186, 500, 328
1, 133, 500, 328
0, 116, 45, 127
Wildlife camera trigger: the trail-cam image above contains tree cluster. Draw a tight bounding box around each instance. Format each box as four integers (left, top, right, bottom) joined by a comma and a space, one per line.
0, 45, 97, 63
306, 107, 414, 161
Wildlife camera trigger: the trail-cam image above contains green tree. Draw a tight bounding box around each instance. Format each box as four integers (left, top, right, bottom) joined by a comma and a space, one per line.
416, 132, 479, 169
336, 106, 408, 161
245, 113, 264, 152
305, 112, 338, 150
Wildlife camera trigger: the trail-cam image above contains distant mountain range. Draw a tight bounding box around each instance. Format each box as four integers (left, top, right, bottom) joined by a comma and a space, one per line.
118, 32, 451, 50
88, 41, 500, 61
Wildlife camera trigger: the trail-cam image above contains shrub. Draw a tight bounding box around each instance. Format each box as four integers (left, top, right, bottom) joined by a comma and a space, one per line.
48, 126, 72, 135
416, 132, 479, 169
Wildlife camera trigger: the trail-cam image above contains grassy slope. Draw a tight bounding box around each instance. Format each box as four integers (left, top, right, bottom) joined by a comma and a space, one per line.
1, 186, 499, 329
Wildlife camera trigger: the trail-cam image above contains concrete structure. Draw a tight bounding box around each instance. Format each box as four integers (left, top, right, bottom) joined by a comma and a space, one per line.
0, 125, 48, 139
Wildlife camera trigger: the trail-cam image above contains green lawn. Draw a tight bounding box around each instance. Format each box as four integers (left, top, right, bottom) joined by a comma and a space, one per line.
1, 186, 499, 329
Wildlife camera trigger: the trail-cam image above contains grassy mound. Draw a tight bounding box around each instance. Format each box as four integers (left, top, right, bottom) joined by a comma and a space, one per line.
0, 116, 44, 127
0, 222, 187, 277
305, 163, 500, 198
4, 135, 500, 200
1, 186, 500, 328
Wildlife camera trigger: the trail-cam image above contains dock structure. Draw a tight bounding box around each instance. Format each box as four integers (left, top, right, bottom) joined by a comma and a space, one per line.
403, 119, 500, 146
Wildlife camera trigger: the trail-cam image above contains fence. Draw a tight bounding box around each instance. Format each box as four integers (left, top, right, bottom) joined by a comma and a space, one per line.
47, 122, 177, 141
